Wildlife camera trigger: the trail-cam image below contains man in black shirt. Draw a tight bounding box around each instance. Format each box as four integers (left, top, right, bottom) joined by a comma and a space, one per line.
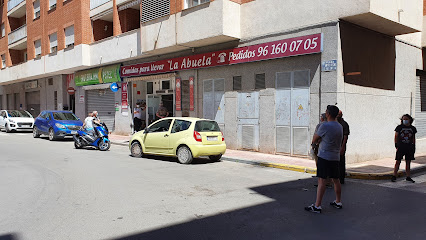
337, 110, 350, 184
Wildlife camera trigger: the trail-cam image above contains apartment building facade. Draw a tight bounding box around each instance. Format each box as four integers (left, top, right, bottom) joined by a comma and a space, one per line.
0, 0, 425, 164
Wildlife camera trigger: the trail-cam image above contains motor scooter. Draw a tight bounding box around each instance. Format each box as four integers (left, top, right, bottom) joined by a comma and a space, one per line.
73, 122, 111, 151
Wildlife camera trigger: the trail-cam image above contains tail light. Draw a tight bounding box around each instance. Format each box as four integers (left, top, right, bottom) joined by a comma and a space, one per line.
193, 131, 202, 142
221, 131, 225, 142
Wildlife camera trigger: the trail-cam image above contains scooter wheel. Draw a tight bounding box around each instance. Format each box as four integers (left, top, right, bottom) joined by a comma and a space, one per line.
74, 140, 82, 149
99, 140, 111, 151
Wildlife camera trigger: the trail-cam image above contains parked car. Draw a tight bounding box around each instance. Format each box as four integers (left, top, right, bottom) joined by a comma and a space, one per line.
129, 117, 226, 164
0, 110, 35, 133
33, 111, 83, 141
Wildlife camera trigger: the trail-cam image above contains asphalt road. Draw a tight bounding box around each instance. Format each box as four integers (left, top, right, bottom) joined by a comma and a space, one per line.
0, 131, 425, 240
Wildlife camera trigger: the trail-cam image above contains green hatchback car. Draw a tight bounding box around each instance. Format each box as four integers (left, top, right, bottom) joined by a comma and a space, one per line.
129, 117, 226, 164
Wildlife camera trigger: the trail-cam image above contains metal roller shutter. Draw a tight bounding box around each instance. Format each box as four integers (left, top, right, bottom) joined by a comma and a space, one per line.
86, 89, 115, 132
25, 91, 40, 117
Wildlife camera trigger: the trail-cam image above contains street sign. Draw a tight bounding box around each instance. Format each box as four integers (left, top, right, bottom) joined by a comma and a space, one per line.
110, 82, 119, 92
67, 87, 76, 95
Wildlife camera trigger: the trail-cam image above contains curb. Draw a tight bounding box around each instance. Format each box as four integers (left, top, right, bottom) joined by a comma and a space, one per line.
222, 157, 426, 180
111, 141, 129, 147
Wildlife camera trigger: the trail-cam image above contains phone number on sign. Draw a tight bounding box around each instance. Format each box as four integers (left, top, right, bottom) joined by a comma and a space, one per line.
230, 33, 322, 64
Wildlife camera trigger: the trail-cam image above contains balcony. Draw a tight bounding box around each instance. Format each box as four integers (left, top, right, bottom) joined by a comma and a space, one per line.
340, 0, 421, 36
141, 0, 241, 55
8, 25, 27, 50
7, 0, 26, 18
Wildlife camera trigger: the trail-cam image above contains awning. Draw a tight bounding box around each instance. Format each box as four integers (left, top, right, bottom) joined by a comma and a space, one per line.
82, 83, 111, 90
125, 73, 176, 82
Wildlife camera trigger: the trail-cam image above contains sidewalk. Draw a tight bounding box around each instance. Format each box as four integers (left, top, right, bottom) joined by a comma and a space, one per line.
109, 134, 426, 180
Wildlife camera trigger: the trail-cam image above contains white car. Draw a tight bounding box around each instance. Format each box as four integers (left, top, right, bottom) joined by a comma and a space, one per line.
0, 110, 35, 133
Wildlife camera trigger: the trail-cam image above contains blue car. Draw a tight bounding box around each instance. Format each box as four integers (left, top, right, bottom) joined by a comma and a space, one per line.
33, 111, 83, 141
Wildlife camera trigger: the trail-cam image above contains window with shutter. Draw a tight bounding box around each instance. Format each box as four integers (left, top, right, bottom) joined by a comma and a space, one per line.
49, 0, 56, 10
255, 73, 265, 90
185, 0, 209, 9
233, 76, 242, 91
34, 0, 40, 19
34, 39, 41, 57
65, 25, 74, 48
141, 0, 170, 23
49, 33, 57, 53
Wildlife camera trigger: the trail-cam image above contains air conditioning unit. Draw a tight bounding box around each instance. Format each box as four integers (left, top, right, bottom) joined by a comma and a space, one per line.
51, 46, 57, 53
66, 43, 74, 48
34, 11, 40, 19
50, 4, 56, 10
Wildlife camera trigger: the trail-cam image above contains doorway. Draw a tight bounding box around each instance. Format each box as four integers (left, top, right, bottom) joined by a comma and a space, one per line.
146, 94, 174, 125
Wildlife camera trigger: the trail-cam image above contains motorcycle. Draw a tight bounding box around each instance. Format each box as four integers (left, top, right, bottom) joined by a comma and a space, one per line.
73, 122, 111, 151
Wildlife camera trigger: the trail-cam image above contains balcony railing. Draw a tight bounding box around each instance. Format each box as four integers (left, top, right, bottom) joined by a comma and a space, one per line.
91, 0, 112, 10
7, 0, 25, 12
8, 25, 27, 45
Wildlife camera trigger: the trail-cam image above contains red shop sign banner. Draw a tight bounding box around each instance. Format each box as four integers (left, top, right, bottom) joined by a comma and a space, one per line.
121, 82, 128, 109
121, 33, 322, 77
189, 76, 194, 111
175, 77, 181, 111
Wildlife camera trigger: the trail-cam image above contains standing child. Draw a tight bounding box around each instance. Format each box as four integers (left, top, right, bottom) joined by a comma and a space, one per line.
392, 114, 417, 183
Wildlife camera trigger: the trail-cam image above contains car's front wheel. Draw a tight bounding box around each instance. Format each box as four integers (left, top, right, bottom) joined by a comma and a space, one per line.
130, 141, 143, 158
33, 127, 40, 138
209, 154, 222, 162
177, 146, 193, 164
48, 128, 56, 141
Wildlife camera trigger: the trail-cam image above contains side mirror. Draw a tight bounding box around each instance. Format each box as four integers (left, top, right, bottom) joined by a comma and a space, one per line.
144, 128, 149, 134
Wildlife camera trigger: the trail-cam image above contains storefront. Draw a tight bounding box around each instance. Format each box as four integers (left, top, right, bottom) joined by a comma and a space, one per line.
74, 64, 122, 132
24, 80, 41, 117
120, 33, 322, 156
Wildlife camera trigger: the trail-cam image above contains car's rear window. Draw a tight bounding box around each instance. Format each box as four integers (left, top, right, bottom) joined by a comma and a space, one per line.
53, 112, 78, 121
8, 110, 32, 118
195, 121, 221, 132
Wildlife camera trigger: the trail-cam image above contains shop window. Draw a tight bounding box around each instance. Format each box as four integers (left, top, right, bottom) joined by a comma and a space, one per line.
161, 80, 170, 90
34, 0, 40, 19
233, 76, 242, 91
1, 55, 5, 69
65, 25, 74, 48
147, 82, 153, 94
1, 23, 5, 38
34, 39, 42, 58
141, 0, 170, 23
255, 73, 265, 90
185, 0, 209, 9
48, 78, 53, 85
49, 33, 58, 53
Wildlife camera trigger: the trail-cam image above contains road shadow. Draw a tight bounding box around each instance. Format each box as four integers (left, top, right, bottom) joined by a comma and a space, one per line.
0, 233, 19, 240
130, 154, 220, 165
111, 177, 426, 240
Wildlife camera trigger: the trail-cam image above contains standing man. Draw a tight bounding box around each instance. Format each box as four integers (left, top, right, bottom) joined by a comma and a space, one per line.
305, 105, 343, 213
133, 103, 142, 132
337, 110, 350, 184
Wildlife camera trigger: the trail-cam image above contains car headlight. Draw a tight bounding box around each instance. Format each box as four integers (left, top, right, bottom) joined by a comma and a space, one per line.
55, 123, 66, 129
8, 119, 15, 123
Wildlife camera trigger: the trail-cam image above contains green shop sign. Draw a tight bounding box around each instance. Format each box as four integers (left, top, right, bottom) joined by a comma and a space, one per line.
75, 64, 121, 86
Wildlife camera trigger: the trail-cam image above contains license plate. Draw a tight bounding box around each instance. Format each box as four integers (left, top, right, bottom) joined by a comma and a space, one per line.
71, 130, 77, 134
207, 136, 218, 141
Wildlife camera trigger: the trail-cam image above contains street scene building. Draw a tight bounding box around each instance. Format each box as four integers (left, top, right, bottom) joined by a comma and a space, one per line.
1, 0, 426, 164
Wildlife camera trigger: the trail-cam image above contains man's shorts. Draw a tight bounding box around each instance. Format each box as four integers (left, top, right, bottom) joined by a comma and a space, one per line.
317, 157, 340, 179
396, 145, 415, 161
